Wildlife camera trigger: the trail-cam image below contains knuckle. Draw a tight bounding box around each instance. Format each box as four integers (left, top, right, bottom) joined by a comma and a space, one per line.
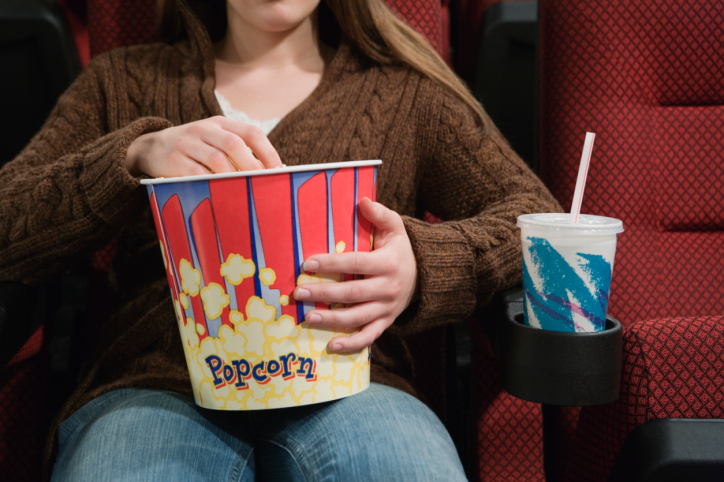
322, 310, 335, 323
347, 283, 363, 301
190, 165, 207, 176
361, 311, 375, 326
187, 122, 206, 136
172, 137, 189, 153
244, 125, 265, 140
222, 133, 245, 153
207, 151, 228, 169
382, 284, 399, 300
352, 253, 364, 273
312, 284, 327, 299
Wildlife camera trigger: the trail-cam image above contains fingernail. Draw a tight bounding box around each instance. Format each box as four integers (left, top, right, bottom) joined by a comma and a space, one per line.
295, 288, 310, 300
304, 260, 319, 272
307, 313, 321, 324
330, 342, 343, 352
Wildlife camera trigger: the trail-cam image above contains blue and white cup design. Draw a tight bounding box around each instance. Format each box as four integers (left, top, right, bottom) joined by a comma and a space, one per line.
518, 214, 623, 333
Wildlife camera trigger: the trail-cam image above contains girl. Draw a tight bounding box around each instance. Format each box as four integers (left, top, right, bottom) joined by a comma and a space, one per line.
0, 0, 560, 479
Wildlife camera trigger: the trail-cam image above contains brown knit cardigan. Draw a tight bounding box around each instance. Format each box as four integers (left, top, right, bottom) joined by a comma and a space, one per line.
0, 3, 560, 476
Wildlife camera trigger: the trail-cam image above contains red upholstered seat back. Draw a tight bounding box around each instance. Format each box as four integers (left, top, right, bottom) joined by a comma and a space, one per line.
86, 0, 450, 60
539, 0, 724, 326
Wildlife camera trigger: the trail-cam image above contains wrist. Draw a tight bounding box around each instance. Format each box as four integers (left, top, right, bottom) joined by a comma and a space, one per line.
125, 132, 151, 177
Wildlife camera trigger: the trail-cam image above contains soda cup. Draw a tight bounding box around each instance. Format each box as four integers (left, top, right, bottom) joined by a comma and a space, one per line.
517, 213, 624, 333
141, 160, 380, 410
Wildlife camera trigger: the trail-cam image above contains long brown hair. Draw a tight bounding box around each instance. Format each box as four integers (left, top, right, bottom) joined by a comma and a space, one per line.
158, 0, 491, 131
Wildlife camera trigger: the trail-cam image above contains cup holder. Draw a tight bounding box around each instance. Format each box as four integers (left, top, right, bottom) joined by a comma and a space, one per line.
493, 292, 623, 406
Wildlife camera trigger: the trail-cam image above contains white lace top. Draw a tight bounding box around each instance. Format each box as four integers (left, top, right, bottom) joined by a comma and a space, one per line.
214, 91, 283, 136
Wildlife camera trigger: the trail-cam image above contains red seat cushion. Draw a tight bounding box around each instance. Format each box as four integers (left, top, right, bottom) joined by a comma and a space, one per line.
562, 315, 724, 481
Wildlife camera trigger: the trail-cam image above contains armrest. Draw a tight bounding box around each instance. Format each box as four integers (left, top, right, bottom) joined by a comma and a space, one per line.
609, 419, 724, 482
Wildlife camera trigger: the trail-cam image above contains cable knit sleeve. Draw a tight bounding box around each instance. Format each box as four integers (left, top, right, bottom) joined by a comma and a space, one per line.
397, 84, 562, 334
0, 56, 172, 284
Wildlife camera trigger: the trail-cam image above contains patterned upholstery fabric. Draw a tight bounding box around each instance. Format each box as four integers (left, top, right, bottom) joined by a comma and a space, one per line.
471, 320, 545, 482
0, 352, 49, 482
539, 0, 724, 325
562, 316, 724, 481
385, 0, 449, 63
539, 1, 724, 479
87, 0, 159, 58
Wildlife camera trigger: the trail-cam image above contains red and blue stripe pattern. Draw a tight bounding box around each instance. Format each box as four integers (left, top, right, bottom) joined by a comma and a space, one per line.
146, 166, 377, 337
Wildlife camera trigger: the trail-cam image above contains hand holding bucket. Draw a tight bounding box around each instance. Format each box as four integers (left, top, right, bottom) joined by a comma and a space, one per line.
295, 197, 418, 353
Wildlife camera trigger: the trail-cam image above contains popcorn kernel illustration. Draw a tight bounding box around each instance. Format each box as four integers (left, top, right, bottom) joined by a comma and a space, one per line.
180, 259, 201, 296
335, 241, 346, 253
246, 296, 276, 324
229, 310, 244, 325
200, 283, 230, 320
180, 292, 189, 310
279, 295, 290, 306
218, 325, 246, 353
196, 322, 206, 336
259, 268, 276, 286
220, 254, 255, 285
185, 317, 200, 348
173, 299, 183, 324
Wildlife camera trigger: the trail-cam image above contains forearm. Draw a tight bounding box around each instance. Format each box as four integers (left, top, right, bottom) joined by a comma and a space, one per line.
0, 116, 173, 283
396, 93, 562, 334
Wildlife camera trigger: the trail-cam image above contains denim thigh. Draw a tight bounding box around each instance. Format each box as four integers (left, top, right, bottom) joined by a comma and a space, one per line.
253, 383, 467, 482
52, 388, 255, 482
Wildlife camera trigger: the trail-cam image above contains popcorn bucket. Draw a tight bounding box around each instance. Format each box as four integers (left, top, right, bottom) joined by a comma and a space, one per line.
141, 160, 380, 410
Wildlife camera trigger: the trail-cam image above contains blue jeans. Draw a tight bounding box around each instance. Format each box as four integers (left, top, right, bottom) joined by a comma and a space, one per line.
52, 383, 466, 481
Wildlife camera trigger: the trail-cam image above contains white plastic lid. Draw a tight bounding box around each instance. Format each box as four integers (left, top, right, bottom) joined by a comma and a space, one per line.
140, 160, 382, 185
517, 213, 623, 235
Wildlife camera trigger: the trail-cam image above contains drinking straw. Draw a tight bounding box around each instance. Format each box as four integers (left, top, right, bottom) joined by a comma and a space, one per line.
570, 132, 596, 223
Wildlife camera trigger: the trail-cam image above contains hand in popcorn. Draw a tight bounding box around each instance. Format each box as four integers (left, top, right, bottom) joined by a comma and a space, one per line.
125, 116, 282, 178
294, 198, 418, 353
